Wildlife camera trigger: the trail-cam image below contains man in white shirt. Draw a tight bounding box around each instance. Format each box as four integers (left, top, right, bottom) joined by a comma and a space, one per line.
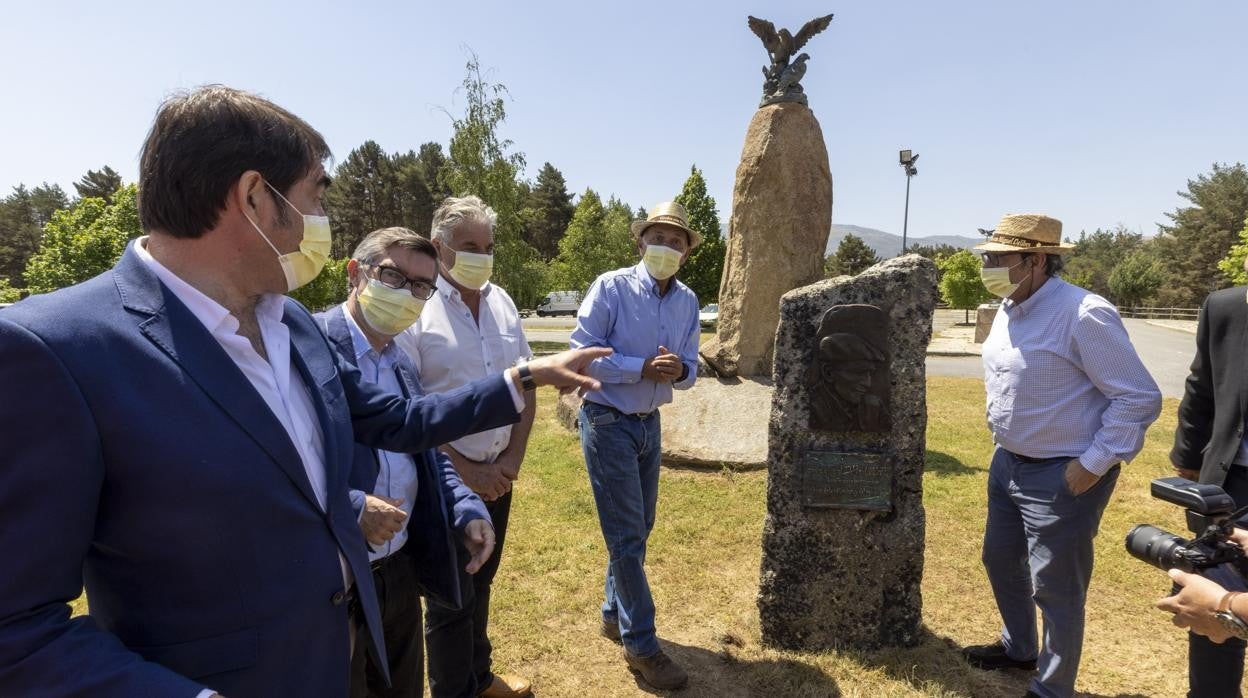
316, 227, 495, 698
396, 196, 534, 698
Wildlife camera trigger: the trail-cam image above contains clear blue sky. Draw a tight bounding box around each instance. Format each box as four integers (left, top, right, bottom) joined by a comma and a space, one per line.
2, 0, 1244, 240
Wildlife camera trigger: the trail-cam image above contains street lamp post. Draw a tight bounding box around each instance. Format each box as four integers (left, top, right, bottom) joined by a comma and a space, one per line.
899, 149, 919, 254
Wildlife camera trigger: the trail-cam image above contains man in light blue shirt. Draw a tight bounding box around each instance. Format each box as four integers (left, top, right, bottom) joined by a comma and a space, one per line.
570, 202, 701, 691
964, 214, 1162, 698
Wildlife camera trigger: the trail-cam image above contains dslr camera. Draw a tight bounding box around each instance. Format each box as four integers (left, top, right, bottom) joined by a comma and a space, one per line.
1125, 477, 1248, 586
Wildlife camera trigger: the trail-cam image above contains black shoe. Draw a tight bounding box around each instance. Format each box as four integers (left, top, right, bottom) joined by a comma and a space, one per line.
1023, 691, 1043, 697
961, 641, 1037, 671
623, 648, 689, 690
601, 619, 621, 643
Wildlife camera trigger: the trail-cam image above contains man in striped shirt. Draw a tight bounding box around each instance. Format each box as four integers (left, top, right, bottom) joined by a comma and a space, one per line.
962, 214, 1162, 698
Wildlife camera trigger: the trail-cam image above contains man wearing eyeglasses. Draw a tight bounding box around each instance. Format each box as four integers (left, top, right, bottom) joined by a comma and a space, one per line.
395, 196, 534, 698
316, 226, 491, 698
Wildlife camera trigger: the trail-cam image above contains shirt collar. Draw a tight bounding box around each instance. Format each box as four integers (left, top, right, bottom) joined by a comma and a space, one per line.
632, 261, 662, 296
1003, 275, 1063, 318
341, 302, 395, 363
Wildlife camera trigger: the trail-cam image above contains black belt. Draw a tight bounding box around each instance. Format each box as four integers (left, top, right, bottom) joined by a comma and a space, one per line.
1005, 449, 1072, 464
586, 401, 654, 419
370, 553, 399, 573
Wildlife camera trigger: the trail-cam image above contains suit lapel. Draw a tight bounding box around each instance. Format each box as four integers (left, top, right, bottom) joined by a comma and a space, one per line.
1238, 294, 1248, 422
115, 245, 324, 512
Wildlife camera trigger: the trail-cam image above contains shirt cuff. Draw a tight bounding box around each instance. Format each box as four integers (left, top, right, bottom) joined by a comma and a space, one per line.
349, 489, 366, 523
502, 369, 525, 413
619, 355, 645, 383
1078, 443, 1119, 476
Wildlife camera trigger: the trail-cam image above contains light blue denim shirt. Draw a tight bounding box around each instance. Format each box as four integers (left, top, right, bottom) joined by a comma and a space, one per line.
982, 276, 1162, 475
570, 262, 700, 414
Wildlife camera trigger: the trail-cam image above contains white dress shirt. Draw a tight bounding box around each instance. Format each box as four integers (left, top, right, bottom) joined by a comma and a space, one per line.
341, 306, 419, 561
135, 238, 353, 698
395, 276, 532, 463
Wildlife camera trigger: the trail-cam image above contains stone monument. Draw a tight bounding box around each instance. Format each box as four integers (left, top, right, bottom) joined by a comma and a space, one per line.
700, 14, 835, 378
758, 254, 938, 651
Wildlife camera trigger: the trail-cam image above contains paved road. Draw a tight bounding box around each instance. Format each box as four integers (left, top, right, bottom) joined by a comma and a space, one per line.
926, 318, 1196, 398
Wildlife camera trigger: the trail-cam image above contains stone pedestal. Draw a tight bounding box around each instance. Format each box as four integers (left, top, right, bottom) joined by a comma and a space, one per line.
974, 303, 998, 344
701, 103, 832, 378
758, 255, 937, 651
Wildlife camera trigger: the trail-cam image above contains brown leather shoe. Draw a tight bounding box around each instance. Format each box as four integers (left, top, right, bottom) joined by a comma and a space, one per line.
623, 648, 688, 690
478, 673, 532, 698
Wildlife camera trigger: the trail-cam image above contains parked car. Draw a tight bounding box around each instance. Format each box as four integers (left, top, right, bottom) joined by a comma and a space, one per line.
699, 303, 719, 329
536, 290, 582, 317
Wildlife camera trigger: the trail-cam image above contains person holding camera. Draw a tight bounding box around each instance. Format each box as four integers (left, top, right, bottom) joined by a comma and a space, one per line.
1157, 526, 1248, 649
1171, 281, 1248, 697
964, 214, 1162, 698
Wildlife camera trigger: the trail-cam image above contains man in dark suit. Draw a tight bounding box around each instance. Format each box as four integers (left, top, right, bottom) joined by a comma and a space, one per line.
1171, 284, 1248, 698
314, 226, 489, 697
0, 86, 605, 698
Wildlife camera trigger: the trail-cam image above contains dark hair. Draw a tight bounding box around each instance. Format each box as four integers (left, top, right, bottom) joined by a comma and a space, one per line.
138, 85, 331, 238
1026, 252, 1066, 277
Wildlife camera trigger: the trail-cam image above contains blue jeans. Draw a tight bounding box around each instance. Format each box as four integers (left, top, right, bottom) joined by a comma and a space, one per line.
580, 401, 662, 657
982, 448, 1120, 698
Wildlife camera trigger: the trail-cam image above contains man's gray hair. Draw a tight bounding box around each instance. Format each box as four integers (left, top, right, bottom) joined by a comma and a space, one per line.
351, 226, 437, 266
430, 195, 498, 246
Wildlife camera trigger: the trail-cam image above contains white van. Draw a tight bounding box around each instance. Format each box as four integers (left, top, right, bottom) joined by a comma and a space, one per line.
536, 290, 582, 317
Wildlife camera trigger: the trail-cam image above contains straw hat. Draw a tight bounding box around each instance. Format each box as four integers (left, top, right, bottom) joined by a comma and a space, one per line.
630, 201, 702, 248
973, 213, 1075, 255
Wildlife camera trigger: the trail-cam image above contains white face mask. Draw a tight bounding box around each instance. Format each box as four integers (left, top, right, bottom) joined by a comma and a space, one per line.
980, 259, 1026, 298
357, 278, 425, 335
245, 182, 332, 292
642, 244, 683, 280
446, 248, 493, 290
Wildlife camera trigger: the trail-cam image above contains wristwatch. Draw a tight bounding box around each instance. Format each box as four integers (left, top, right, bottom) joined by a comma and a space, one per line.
1215, 592, 1248, 641
516, 363, 537, 392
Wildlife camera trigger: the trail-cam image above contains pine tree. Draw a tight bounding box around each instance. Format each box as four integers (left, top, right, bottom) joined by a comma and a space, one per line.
1155, 162, 1248, 306
521, 162, 575, 260
673, 165, 724, 303
825, 233, 880, 276
73, 166, 124, 202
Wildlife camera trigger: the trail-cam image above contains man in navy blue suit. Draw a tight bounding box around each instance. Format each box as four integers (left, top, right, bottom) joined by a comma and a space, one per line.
0, 86, 606, 698
314, 225, 489, 697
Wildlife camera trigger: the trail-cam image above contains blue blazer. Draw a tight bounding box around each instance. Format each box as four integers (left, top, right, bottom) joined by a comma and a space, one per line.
316, 304, 486, 609
0, 244, 519, 697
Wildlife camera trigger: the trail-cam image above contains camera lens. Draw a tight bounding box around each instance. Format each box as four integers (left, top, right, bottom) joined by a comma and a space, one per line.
1125, 524, 1194, 572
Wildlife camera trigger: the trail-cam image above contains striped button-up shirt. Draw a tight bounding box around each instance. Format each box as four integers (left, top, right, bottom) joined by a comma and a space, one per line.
982, 276, 1162, 475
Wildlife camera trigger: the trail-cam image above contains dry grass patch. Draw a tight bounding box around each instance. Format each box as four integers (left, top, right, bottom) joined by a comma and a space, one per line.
487, 379, 1199, 697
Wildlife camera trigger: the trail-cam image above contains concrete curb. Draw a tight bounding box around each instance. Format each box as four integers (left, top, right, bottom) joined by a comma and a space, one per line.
1145, 320, 1197, 335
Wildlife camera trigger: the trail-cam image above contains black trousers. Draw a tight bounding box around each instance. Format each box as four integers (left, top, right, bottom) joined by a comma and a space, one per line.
1188, 464, 1248, 698
351, 553, 425, 698
425, 490, 512, 698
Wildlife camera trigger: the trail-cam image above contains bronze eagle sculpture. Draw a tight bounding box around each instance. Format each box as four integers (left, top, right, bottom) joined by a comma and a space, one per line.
748, 13, 834, 107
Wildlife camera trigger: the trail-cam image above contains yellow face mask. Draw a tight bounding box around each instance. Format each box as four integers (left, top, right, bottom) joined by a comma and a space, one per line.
245, 182, 333, 292
357, 279, 425, 335
642, 244, 682, 281
446, 248, 494, 290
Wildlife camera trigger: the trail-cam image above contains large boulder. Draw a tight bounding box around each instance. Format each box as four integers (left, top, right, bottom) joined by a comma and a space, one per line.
701, 102, 833, 378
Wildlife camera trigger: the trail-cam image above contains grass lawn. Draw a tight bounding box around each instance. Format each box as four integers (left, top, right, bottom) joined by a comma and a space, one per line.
482, 378, 1195, 697
68, 377, 1199, 696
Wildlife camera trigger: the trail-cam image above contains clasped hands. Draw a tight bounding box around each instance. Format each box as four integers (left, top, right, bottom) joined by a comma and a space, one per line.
641, 345, 683, 384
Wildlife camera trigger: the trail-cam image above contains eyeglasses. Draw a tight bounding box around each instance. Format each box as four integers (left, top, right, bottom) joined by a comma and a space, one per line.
979, 252, 1027, 266
364, 263, 437, 300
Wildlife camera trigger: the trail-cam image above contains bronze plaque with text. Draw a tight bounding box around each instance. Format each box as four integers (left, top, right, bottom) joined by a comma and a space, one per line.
800, 450, 892, 511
